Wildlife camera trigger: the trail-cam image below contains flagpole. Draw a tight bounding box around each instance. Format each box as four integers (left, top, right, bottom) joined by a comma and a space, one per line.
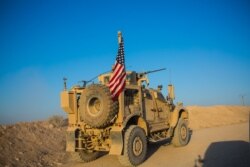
109, 31, 126, 100
117, 31, 124, 123
118, 31, 122, 44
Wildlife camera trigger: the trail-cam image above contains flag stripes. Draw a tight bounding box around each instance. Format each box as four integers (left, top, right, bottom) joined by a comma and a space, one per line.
109, 33, 126, 100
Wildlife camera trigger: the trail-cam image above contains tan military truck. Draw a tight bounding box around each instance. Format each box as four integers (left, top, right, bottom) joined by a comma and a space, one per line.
61, 71, 190, 166
60, 38, 190, 167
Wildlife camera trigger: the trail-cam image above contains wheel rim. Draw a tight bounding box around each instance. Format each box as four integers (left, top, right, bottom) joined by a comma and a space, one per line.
180, 125, 187, 140
87, 97, 102, 116
133, 136, 143, 156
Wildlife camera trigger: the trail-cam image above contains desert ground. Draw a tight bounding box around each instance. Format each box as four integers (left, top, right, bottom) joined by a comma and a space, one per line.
0, 105, 249, 167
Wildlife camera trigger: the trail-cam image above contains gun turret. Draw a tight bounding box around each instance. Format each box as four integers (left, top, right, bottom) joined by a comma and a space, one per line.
79, 80, 91, 87
137, 68, 166, 78
137, 68, 166, 86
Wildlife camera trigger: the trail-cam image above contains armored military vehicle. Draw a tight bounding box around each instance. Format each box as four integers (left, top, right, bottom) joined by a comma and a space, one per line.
60, 32, 190, 166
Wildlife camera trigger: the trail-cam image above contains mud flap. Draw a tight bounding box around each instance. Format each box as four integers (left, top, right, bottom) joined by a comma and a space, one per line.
167, 126, 174, 137
109, 126, 123, 155
66, 127, 76, 152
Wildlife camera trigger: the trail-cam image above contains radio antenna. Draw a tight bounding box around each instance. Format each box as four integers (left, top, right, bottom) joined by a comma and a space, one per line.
169, 68, 172, 84
239, 94, 246, 106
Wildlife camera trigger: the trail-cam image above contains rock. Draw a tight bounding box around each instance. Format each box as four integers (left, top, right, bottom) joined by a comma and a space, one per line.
49, 124, 54, 129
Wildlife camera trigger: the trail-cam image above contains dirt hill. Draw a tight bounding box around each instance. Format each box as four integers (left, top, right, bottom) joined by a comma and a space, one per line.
0, 105, 249, 167
187, 105, 249, 130
0, 121, 67, 167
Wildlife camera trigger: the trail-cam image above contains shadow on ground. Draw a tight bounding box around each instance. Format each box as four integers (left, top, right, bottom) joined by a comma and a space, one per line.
196, 140, 250, 167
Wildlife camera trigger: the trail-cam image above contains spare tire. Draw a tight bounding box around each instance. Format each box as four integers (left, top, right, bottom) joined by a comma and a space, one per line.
79, 84, 118, 128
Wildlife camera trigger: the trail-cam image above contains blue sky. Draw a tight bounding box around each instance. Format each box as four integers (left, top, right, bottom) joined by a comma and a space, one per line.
0, 0, 249, 124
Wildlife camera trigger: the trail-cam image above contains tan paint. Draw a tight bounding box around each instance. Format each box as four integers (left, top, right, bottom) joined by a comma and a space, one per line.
109, 126, 124, 155
117, 92, 124, 123
60, 31, 189, 162
60, 91, 77, 114
170, 106, 189, 127
137, 117, 148, 135
168, 84, 175, 100
60, 73, 188, 153
68, 114, 76, 125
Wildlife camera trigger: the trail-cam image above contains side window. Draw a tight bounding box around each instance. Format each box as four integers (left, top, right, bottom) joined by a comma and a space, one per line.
144, 90, 152, 99
156, 92, 166, 101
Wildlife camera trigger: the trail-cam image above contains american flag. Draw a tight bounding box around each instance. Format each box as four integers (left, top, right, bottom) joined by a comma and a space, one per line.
109, 34, 126, 100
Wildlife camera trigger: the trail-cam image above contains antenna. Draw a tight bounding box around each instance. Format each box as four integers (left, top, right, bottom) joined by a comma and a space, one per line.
169, 68, 172, 84
239, 94, 246, 106
78, 69, 111, 87
63, 77, 67, 90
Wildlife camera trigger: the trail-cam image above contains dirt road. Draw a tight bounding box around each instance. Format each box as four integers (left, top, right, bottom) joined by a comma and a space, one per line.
62, 123, 249, 167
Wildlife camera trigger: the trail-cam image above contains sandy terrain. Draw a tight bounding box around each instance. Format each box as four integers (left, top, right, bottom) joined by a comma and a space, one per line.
0, 105, 249, 167
0, 121, 67, 167
187, 105, 249, 130
62, 123, 249, 167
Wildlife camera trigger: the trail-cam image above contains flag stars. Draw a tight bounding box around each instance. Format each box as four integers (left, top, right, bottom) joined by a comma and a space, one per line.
109, 33, 126, 100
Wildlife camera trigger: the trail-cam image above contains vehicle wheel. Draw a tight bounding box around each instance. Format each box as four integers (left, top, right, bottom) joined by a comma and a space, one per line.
118, 125, 147, 166
79, 84, 118, 128
78, 150, 100, 162
172, 118, 190, 147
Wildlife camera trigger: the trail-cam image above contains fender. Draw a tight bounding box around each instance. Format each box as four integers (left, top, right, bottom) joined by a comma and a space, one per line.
167, 105, 188, 137
123, 113, 148, 136
123, 112, 140, 126
109, 113, 141, 155
169, 105, 189, 128
109, 113, 148, 155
